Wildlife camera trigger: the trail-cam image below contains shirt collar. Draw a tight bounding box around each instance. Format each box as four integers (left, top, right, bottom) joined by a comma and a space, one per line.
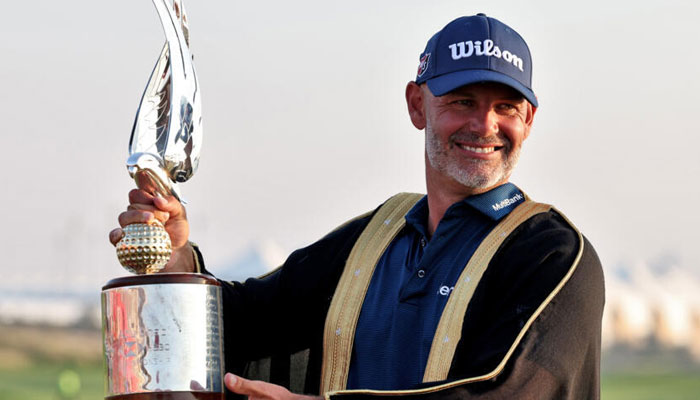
404, 195, 430, 239
404, 183, 526, 236
463, 183, 526, 221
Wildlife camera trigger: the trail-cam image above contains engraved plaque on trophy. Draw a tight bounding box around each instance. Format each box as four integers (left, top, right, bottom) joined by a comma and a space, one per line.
101, 1, 224, 399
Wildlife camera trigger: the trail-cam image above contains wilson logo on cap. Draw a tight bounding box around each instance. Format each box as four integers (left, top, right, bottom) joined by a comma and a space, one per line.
448, 39, 524, 72
413, 14, 538, 107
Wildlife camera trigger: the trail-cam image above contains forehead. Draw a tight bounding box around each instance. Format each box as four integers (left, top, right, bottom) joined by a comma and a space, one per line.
442, 82, 524, 100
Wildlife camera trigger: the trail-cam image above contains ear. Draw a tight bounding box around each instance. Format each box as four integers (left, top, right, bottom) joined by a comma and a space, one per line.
405, 82, 426, 130
522, 103, 537, 140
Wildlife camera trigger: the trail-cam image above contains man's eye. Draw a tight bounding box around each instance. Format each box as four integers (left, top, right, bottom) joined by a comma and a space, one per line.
455, 99, 474, 106
497, 103, 518, 113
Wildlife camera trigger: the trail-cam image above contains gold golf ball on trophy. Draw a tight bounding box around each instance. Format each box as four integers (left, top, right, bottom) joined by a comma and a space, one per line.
116, 221, 172, 274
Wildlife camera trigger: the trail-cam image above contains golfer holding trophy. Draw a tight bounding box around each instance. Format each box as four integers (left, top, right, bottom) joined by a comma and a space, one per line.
103, 1, 225, 398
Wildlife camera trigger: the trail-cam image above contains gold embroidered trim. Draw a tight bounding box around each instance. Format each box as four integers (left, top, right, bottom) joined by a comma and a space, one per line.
320, 193, 423, 393
323, 206, 585, 399
422, 201, 551, 382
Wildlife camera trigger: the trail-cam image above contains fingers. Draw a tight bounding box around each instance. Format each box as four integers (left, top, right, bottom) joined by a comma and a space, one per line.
129, 189, 185, 219
125, 188, 184, 224
109, 228, 123, 246
225, 373, 257, 396
112, 188, 190, 257
118, 209, 156, 228
225, 373, 280, 399
189, 379, 206, 391
113, 207, 190, 267
127, 203, 170, 223
224, 373, 320, 400
128, 188, 155, 206
152, 194, 184, 215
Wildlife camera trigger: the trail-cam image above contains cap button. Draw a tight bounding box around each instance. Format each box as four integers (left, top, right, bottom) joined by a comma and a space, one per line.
476, 13, 486, 16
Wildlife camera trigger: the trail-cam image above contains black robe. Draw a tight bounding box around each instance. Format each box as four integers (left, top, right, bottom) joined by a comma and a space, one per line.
200, 197, 605, 400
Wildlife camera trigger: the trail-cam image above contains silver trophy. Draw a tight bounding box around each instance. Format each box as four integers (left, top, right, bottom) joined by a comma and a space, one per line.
117, 0, 202, 275
102, 1, 225, 398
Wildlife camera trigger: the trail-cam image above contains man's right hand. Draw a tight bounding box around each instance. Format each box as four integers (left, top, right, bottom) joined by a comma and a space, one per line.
109, 189, 196, 273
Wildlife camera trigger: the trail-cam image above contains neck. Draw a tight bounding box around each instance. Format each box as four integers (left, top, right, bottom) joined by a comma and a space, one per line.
425, 191, 463, 237
424, 158, 504, 236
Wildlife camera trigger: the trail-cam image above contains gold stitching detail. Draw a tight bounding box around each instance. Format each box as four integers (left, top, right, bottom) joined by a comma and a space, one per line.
325, 206, 585, 398
320, 193, 423, 393
422, 201, 552, 382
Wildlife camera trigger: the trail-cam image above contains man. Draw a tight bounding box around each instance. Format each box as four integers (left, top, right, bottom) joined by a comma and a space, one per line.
111, 14, 604, 400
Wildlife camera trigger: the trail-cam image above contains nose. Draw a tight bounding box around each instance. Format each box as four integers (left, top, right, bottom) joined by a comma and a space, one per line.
467, 107, 499, 137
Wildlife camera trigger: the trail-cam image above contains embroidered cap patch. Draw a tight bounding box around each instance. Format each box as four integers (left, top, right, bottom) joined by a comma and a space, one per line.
417, 53, 430, 77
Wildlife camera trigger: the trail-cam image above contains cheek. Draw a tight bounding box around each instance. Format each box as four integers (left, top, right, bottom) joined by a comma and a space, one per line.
499, 120, 527, 146
429, 112, 467, 138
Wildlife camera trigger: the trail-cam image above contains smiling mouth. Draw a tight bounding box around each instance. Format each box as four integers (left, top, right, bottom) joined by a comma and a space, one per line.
456, 144, 502, 154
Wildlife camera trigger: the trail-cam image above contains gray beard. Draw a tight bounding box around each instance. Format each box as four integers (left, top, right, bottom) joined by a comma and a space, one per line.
425, 122, 520, 189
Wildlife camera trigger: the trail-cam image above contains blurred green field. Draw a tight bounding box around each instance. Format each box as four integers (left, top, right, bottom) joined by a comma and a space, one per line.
0, 324, 104, 400
1, 324, 699, 399
0, 363, 103, 400
602, 372, 700, 400
2, 364, 700, 399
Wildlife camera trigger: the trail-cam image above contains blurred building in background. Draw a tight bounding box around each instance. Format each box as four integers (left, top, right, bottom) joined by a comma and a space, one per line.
2, 243, 699, 364
603, 257, 700, 361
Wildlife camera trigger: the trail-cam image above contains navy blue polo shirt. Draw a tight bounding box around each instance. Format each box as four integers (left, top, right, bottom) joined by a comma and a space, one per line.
346, 183, 525, 390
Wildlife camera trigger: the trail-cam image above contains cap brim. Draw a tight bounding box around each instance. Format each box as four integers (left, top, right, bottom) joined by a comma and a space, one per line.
426, 70, 538, 107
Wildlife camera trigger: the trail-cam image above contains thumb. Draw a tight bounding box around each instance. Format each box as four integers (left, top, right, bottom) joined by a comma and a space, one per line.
153, 195, 185, 216
225, 373, 278, 397
225, 373, 251, 395
224, 373, 322, 400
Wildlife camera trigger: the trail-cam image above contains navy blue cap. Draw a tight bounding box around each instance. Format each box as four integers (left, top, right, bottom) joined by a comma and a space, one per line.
415, 14, 538, 107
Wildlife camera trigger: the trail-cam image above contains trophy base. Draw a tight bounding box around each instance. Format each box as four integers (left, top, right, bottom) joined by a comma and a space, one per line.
102, 274, 225, 398
106, 392, 224, 400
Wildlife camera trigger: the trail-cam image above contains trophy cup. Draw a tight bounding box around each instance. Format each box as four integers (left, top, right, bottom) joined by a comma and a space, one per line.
101, 1, 224, 398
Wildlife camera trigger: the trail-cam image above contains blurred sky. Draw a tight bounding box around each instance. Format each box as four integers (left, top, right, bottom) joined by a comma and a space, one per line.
1, 0, 699, 293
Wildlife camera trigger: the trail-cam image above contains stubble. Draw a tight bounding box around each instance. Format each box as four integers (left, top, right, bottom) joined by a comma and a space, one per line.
425, 122, 521, 190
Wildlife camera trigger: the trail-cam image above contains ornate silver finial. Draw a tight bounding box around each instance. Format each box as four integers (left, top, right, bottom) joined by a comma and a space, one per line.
129, 0, 202, 198
117, 0, 202, 274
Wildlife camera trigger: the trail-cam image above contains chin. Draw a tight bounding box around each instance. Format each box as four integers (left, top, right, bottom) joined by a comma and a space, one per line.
445, 163, 508, 190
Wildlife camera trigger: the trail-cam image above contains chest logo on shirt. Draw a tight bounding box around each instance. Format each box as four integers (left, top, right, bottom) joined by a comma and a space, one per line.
491, 193, 524, 212
438, 285, 454, 296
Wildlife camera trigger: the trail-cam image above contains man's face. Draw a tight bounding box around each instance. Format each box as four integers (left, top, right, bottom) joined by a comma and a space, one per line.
416, 82, 535, 192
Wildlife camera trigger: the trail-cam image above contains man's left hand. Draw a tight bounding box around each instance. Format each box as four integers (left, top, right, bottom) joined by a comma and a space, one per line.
225, 373, 323, 400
